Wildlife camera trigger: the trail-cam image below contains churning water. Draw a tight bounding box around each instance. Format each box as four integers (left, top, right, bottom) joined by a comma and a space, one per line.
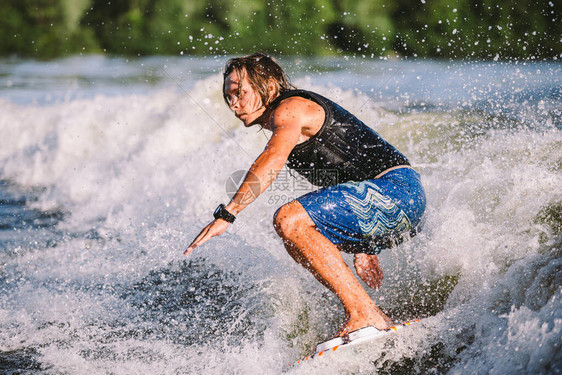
0, 55, 561, 374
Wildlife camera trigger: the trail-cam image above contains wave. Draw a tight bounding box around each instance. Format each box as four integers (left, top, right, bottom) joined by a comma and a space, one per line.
0, 58, 561, 374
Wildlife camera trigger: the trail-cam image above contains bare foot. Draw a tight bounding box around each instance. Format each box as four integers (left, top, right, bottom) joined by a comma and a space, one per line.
334, 305, 393, 338
333, 315, 351, 338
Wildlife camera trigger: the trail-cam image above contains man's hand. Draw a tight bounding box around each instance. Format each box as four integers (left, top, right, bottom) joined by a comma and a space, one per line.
184, 219, 230, 255
354, 253, 383, 289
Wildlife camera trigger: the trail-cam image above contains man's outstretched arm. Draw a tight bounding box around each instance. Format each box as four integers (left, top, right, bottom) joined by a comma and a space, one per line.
185, 99, 305, 254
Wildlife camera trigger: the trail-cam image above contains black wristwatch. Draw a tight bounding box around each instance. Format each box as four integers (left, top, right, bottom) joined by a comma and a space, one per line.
213, 204, 236, 223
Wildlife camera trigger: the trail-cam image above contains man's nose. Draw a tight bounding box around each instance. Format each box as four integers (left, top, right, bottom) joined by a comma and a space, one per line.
229, 98, 239, 111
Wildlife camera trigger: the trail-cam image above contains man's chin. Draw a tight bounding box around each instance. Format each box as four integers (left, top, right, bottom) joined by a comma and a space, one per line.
236, 109, 265, 127
239, 115, 257, 127
238, 117, 250, 127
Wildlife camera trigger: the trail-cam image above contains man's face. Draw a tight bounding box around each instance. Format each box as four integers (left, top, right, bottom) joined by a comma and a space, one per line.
224, 69, 266, 127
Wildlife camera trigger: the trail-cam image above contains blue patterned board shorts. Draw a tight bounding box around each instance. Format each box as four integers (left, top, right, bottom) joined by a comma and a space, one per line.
296, 167, 426, 255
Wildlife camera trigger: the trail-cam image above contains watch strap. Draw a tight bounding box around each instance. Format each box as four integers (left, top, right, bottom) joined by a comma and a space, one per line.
213, 204, 236, 223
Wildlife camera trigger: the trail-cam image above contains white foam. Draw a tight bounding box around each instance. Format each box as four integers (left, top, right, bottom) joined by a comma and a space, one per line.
1, 57, 561, 374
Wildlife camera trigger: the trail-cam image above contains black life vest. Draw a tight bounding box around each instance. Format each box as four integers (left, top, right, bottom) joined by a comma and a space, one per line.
270, 90, 410, 187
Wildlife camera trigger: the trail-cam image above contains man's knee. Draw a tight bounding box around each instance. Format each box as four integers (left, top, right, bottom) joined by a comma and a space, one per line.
273, 201, 310, 237
273, 203, 293, 236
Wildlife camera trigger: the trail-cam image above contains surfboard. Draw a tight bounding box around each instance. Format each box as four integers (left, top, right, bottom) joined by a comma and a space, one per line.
291, 319, 421, 368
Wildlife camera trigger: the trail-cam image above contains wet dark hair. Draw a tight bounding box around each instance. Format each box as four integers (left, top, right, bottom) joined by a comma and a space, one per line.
223, 53, 295, 107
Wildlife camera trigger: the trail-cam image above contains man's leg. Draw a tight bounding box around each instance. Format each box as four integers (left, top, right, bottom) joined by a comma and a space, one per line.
273, 200, 391, 335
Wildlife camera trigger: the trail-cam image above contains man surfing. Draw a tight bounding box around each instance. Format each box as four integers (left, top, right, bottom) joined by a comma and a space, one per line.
185, 53, 426, 337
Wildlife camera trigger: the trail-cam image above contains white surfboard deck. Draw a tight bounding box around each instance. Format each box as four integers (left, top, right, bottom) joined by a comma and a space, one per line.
292, 319, 420, 368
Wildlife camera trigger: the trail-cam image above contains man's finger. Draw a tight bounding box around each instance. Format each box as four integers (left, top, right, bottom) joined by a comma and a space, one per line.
184, 224, 212, 255
184, 235, 207, 255
364, 273, 378, 289
356, 265, 376, 289
361, 268, 381, 289
184, 243, 196, 255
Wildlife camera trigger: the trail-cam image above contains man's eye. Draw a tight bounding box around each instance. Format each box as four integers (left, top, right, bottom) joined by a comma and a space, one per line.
228, 93, 238, 102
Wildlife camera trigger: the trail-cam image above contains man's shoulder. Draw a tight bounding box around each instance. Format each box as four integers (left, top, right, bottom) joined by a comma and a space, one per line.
274, 95, 323, 120
271, 95, 325, 136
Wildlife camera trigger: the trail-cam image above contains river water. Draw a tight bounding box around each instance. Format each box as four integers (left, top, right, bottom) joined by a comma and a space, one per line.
0, 55, 561, 374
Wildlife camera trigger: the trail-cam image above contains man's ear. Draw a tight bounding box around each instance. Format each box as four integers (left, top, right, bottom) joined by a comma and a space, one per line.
267, 78, 277, 104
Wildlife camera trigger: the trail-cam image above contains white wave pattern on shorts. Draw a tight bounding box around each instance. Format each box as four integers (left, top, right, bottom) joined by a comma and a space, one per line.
341, 180, 411, 237
0, 57, 561, 374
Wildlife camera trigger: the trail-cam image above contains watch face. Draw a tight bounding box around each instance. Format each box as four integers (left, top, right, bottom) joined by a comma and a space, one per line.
214, 204, 225, 219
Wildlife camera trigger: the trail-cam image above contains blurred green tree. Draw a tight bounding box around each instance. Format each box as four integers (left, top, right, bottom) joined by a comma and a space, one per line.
0, 0, 559, 59
0, 0, 97, 58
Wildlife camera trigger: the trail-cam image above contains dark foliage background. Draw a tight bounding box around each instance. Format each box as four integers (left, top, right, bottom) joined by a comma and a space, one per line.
1, 0, 560, 59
